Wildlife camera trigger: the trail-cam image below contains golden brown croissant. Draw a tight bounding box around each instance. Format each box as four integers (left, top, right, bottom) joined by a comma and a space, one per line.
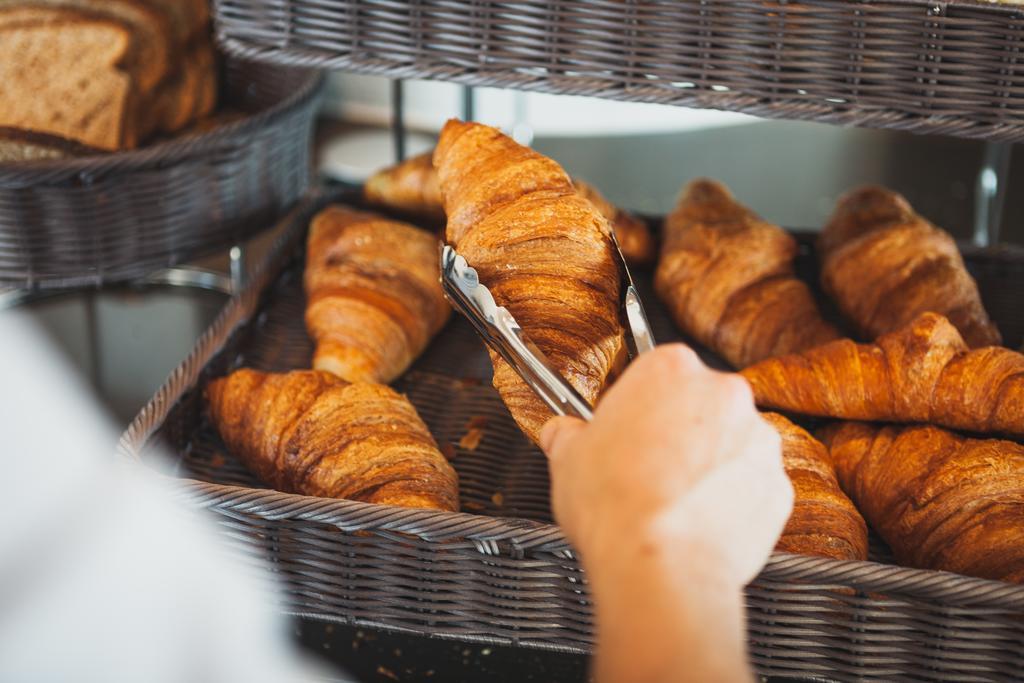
742, 312, 1024, 438
819, 421, 1024, 583
433, 119, 626, 442
364, 153, 656, 265
572, 178, 656, 265
763, 413, 868, 561
304, 205, 450, 383
363, 152, 445, 223
820, 186, 1000, 348
206, 368, 459, 511
655, 178, 840, 368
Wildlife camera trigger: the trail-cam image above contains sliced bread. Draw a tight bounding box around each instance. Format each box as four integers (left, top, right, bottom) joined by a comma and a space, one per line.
0, 0, 173, 94
0, 17, 135, 150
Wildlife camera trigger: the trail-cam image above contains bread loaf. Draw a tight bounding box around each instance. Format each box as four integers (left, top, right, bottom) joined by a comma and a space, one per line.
0, 15, 135, 150
0, 1, 216, 151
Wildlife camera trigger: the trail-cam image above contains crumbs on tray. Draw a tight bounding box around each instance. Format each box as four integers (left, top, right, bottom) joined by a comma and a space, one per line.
459, 415, 488, 451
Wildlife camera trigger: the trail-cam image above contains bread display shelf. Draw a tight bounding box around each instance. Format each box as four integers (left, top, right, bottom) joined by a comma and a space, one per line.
214, 0, 1024, 142
0, 59, 322, 290
120, 185, 1024, 682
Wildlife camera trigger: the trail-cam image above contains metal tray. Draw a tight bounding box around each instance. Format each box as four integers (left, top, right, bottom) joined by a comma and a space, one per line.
213, 0, 1024, 143
120, 185, 1024, 682
0, 58, 323, 290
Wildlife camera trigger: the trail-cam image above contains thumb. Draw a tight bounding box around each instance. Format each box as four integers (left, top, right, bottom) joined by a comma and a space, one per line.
539, 416, 587, 460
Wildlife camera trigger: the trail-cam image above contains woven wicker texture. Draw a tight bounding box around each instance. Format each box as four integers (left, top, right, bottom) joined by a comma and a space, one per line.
214, 0, 1024, 142
121, 187, 1024, 681
0, 59, 323, 290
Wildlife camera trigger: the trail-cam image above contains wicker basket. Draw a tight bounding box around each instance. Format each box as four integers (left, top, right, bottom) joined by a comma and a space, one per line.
213, 0, 1024, 143
0, 59, 323, 290
120, 187, 1024, 682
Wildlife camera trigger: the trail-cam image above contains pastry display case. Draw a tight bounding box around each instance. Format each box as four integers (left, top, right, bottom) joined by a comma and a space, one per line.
9, 1, 1024, 681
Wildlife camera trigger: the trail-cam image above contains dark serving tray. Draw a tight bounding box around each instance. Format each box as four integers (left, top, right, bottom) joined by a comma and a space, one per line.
120, 184, 1024, 682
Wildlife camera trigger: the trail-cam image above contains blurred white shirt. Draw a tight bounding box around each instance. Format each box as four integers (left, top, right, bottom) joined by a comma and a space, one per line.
0, 311, 328, 683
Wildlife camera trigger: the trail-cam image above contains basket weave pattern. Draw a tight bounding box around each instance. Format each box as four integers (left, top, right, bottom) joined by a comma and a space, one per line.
0, 60, 323, 289
214, 0, 1024, 142
120, 188, 1024, 681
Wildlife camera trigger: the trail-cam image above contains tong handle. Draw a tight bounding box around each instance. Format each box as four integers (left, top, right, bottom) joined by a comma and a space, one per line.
493, 309, 595, 422
608, 230, 656, 357
440, 245, 593, 422
624, 284, 656, 355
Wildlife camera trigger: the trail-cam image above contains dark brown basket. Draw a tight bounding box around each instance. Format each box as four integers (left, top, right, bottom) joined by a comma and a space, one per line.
119, 186, 1024, 682
0, 59, 323, 290
213, 0, 1024, 143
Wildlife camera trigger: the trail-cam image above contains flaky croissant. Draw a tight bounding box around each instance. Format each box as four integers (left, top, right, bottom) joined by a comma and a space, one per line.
364, 152, 445, 223
304, 205, 450, 384
820, 186, 1000, 348
820, 421, 1024, 583
742, 312, 1024, 438
206, 368, 459, 511
365, 152, 656, 265
764, 413, 868, 561
655, 178, 839, 368
434, 119, 626, 442
573, 178, 656, 265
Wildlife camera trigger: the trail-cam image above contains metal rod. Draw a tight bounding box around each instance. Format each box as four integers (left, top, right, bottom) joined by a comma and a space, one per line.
144, 267, 234, 295
0, 267, 234, 312
511, 91, 533, 147
391, 79, 406, 163
461, 85, 475, 122
85, 288, 103, 395
973, 141, 1012, 247
229, 245, 245, 294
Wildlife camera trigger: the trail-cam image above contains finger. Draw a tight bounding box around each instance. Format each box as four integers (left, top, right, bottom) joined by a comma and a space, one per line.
595, 343, 706, 419
539, 415, 587, 460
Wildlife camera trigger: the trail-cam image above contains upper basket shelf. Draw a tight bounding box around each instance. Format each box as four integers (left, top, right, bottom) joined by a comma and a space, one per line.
214, 0, 1024, 142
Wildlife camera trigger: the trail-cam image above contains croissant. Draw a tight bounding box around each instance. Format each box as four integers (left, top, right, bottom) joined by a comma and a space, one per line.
365, 153, 656, 265
364, 152, 445, 223
433, 119, 626, 442
819, 421, 1024, 583
820, 186, 1000, 348
741, 312, 1024, 438
206, 368, 459, 511
573, 178, 656, 265
304, 205, 450, 383
655, 178, 840, 369
764, 413, 868, 561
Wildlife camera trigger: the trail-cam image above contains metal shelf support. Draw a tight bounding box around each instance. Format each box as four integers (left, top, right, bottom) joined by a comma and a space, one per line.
974, 141, 1013, 247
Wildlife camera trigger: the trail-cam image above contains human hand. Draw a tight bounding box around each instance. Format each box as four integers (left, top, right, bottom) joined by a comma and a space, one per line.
540, 344, 793, 589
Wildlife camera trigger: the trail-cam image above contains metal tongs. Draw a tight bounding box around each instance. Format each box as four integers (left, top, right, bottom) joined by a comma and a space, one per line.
440, 232, 655, 422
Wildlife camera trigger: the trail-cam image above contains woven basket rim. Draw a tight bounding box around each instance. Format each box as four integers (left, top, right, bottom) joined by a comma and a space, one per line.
0, 67, 323, 184
118, 184, 1024, 610
160, 475, 1024, 608
212, 0, 1024, 143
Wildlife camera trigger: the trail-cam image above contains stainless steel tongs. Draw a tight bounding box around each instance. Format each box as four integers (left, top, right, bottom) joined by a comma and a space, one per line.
440, 233, 655, 422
